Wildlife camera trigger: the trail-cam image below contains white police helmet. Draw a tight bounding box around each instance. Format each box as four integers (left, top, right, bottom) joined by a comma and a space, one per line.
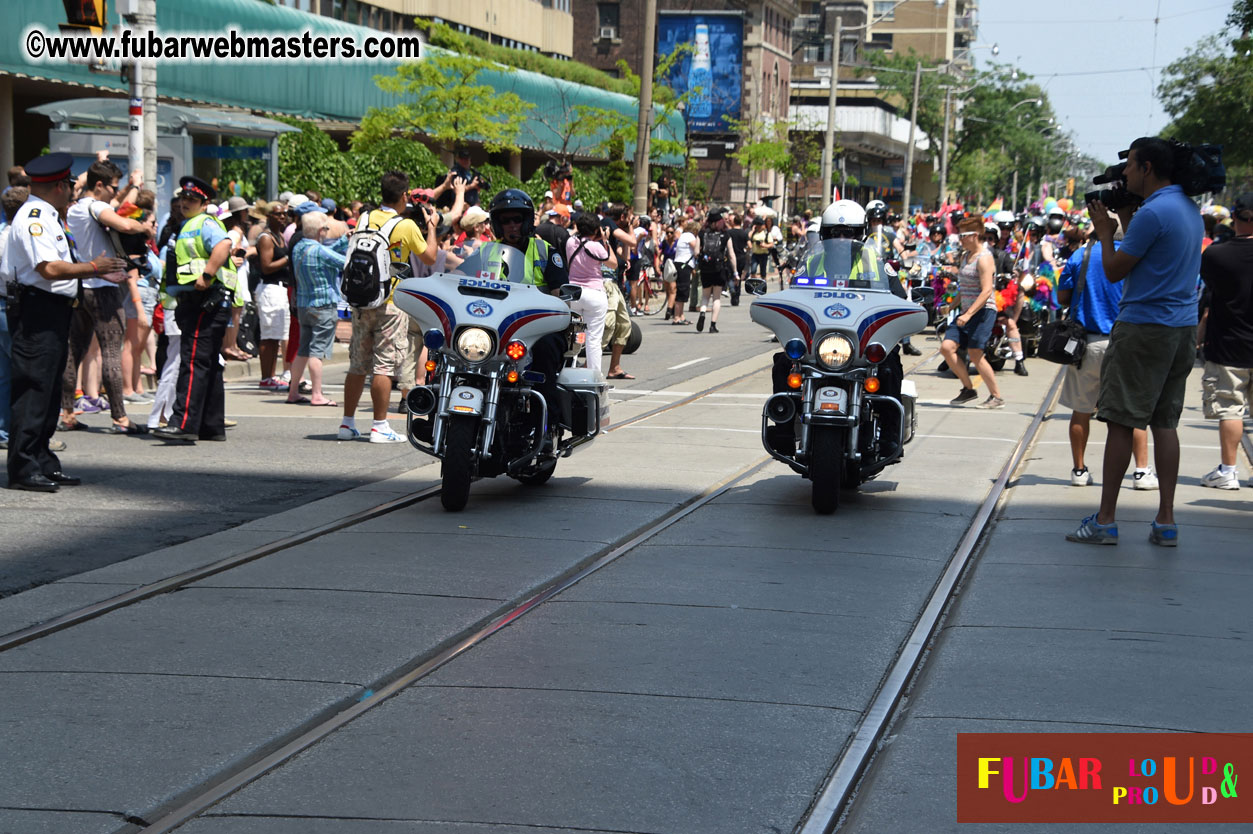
993, 210, 1016, 227
820, 199, 866, 231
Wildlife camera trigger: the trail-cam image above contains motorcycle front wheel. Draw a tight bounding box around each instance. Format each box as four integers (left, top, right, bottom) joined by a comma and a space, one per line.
809, 426, 845, 514
440, 415, 479, 511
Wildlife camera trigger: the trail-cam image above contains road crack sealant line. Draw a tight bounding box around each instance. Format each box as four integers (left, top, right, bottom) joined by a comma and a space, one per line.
135, 454, 773, 834
0, 367, 771, 655
798, 365, 1066, 834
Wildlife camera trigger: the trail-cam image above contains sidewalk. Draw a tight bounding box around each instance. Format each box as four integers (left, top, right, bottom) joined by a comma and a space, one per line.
841, 363, 1253, 833
219, 322, 352, 383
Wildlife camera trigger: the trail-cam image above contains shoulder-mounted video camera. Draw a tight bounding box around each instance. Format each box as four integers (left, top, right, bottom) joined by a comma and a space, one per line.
544, 159, 573, 182
1085, 141, 1225, 210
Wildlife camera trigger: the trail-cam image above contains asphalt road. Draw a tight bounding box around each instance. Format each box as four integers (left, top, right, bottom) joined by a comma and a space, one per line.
0, 297, 778, 597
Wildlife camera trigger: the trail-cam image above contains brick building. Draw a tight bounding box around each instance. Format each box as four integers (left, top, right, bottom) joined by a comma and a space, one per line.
572, 0, 799, 209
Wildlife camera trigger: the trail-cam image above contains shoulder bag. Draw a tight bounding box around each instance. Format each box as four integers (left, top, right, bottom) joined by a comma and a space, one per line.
1037, 242, 1092, 366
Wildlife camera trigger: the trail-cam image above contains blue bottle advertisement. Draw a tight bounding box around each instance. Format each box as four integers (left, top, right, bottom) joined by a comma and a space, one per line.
687, 24, 713, 119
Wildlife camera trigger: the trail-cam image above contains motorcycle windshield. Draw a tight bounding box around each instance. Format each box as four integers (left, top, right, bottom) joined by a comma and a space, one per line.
791, 238, 893, 292
449, 244, 530, 284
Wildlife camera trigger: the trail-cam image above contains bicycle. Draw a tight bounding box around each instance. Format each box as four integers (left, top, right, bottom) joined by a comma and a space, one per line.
633, 263, 666, 315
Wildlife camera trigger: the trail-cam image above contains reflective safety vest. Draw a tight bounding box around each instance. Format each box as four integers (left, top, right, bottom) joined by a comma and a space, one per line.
804, 245, 881, 282
477, 238, 552, 287
172, 212, 241, 306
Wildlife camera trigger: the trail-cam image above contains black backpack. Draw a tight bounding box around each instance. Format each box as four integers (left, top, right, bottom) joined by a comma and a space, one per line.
698, 228, 726, 273
340, 212, 404, 308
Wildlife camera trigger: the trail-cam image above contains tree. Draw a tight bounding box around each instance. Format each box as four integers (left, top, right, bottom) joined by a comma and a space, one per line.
353, 42, 534, 155
854, 49, 958, 172
724, 115, 793, 203
1158, 34, 1253, 170
603, 135, 632, 204
946, 64, 1067, 208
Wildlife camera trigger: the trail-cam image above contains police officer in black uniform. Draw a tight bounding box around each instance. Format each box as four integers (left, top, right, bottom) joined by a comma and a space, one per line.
153, 176, 236, 443
6, 153, 126, 491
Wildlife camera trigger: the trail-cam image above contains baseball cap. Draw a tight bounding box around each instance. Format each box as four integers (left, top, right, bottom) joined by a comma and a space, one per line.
1232, 194, 1253, 216
461, 206, 490, 230
547, 204, 571, 218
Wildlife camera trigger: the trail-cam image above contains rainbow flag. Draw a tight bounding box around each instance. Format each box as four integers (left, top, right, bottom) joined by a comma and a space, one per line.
983, 197, 1003, 218
115, 201, 143, 219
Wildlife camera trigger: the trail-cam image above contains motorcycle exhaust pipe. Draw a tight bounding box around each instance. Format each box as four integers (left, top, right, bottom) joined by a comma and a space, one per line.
406, 385, 438, 417
766, 393, 798, 424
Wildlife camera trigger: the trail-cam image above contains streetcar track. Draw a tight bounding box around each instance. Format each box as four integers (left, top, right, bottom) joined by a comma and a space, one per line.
0, 366, 773, 655
136, 454, 773, 834
798, 364, 1066, 834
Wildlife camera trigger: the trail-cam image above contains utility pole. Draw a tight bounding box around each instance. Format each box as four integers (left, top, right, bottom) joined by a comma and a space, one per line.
631, 0, 658, 215
140, 0, 157, 187
938, 86, 951, 210
901, 59, 922, 215
820, 13, 842, 202
1011, 153, 1019, 213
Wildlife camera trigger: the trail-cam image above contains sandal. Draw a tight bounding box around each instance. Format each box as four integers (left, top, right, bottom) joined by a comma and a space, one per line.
607, 371, 636, 380
110, 422, 149, 435
309, 399, 338, 407
672, 318, 691, 325
285, 396, 312, 405
56, 419, 86, 432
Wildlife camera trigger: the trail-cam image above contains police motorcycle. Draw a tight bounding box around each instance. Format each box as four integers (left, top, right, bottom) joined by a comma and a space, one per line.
393, 246, 609, 512
751, 236, 927, 513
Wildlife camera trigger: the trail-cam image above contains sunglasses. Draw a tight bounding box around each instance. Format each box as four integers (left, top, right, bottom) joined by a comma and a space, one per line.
498, 215, 527, 226
959, 231, 978, 237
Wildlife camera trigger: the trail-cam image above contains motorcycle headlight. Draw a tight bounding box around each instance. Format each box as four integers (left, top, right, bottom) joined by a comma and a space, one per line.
455, 327, 494, 363
816, 334, 855, 370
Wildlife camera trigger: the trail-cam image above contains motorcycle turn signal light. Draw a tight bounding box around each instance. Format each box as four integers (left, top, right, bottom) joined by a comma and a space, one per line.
506, 370, 520, 383
424, 360, 437, 373
864, 376, 881, 394
787, 372, 803, 389
505, 340, 527, 361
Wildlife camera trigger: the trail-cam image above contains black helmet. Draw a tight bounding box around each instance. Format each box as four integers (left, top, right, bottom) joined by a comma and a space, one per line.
489, 188, 536, 241
1046, 215, 1065, 234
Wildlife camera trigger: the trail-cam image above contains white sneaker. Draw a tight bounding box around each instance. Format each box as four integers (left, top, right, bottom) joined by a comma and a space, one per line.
1071, 467, 1092, 486
1132, 470, 1159, 490
337, 424, 361, 441
1200, 466, 1240, 490
369, 426, 406, 444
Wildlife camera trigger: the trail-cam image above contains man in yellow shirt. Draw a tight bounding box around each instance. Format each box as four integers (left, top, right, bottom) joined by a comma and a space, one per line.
338, 170, 437, 443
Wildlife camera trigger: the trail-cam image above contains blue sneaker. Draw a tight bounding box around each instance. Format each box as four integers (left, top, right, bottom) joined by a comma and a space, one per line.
1149, 520, 1178, 547
76, 396, 101, 414
1066, 513, 1119, 545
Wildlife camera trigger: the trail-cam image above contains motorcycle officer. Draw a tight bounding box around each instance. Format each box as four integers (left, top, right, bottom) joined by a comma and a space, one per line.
771, 199, 908, 459
476, 188, 570, 434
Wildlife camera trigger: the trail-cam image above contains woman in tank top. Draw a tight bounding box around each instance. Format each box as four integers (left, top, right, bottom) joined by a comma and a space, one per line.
939, 216, 1004, 408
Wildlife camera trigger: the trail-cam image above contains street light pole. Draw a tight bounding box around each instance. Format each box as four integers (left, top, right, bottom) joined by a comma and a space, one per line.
901, 59, 922, 215
820, 13, 842, 203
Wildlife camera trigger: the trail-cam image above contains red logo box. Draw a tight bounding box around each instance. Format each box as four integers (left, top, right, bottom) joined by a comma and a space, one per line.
957, 733, 1253, 823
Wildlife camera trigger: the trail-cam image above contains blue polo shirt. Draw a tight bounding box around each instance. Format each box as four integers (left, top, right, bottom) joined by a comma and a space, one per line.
1116, 184, 1202, 327
1058, 241, 1122, 335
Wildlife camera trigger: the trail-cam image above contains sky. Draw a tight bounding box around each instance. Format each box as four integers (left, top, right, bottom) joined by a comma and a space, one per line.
974, 0, 1232, 165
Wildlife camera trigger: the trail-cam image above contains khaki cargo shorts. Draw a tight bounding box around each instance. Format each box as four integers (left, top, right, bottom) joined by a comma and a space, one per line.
1059, 334, 1109, 414
1201, 361, 1253, 421
603, 279, 631, 346
1097, 321, 1196, 429
347, 303, 410, 377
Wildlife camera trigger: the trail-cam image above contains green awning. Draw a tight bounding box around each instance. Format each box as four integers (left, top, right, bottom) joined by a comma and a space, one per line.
6, 0, 684, 161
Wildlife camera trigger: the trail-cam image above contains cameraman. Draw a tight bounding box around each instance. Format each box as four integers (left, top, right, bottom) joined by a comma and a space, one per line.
1068, 137, 1204, 548
439, 147, 484, 208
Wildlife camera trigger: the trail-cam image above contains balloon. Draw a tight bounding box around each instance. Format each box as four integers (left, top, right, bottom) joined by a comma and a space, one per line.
1043, 198, 1058, 212
1057, 198, 1072, 212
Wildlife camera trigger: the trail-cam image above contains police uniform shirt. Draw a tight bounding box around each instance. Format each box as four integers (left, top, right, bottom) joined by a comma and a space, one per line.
8, 195, 77, 297
67, 196, 126, 288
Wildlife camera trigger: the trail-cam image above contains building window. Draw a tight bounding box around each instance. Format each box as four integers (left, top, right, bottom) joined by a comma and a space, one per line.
867, 32, 893, 52
841, 36, 858, 63
598, 3, 619, 40
873, 1, 897, 20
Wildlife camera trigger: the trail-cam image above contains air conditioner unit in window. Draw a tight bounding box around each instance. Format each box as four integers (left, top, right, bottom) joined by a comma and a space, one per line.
599, 26, 617, 40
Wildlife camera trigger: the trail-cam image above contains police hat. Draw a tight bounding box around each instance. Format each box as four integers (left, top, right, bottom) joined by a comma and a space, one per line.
25, 152, 73, 183
178, 176, 215, 203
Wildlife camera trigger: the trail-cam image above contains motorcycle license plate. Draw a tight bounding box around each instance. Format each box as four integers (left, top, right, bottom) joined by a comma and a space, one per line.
814, 386, 848, 414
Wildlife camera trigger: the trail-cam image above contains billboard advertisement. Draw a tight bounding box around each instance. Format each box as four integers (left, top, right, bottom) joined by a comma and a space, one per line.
657, 13, 743, 134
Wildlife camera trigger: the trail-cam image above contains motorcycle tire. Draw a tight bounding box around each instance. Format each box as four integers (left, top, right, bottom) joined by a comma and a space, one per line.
440, 416, 478, 512
516, 456, 557, 486
603, 320, 643, 354
809, 426, 844, 514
